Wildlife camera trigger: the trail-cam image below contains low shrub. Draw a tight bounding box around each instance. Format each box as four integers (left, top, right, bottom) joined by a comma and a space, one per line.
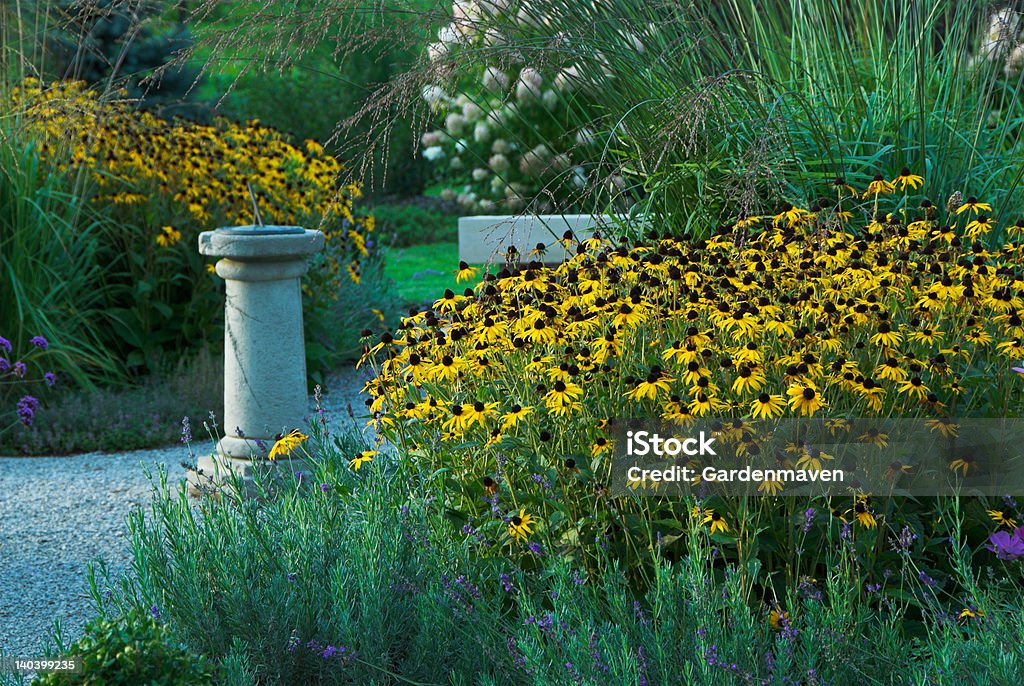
0, 347, 222, 455
32, 609, 215, 686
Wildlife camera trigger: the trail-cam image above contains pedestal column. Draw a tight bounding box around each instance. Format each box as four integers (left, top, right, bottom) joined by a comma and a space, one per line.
192, 225, 324, 489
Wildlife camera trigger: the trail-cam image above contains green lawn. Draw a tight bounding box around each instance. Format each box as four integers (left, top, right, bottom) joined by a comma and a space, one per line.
383, 242, 488, 306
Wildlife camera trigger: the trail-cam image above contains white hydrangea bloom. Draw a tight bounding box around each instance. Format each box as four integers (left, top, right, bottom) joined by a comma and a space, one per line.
423, 146, 446, 161
572, 166, 587, 188
421, 85, 448, 106
491, 139, 511, 154
575, 127, 595, 146
979, 8, 1021, 61
541, 89, 559, 110
478, 199, 497, 213
462, 101, 483, 121
473, 121, 491, 143
516, 67, 543, 102
445, 113, 467, 136
482, 66, 510, 94
440, 188, 457, 202
472, 167, 489, 181
421, 130, 444, 147
427, 42, 449, 62
450, 156, 464, 170
1006, 43, 1024, 77
488, 153, 510, 173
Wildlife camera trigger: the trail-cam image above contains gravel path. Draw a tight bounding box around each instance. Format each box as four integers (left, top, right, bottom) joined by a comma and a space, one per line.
0, 366, 372, 660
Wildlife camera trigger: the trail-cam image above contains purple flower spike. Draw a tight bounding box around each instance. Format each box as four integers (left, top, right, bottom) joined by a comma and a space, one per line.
1012, 365, 1024, 376
44, 372, 56, 387
30, 336, 48, 350
13, 361, 26, 378
0, 358, 9, 373
987, 529, 1024, 561
0, 336, 10, 353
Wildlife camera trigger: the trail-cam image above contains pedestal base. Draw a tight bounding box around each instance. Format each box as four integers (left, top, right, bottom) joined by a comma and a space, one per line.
186, 450, 315, 498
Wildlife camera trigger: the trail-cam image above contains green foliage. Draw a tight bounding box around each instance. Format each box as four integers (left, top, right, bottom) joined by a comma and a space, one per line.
370, 200, 457, 247
304, 252, 403, 381
88, 426, 1024, 684
0, 347, 222, 455
31, 609, 215, 686
196, 1, 430, 197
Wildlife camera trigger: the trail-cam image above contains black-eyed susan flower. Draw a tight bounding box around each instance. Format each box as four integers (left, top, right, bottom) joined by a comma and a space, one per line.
349, 450, 377, 470
455, 261, 478, 283
702, 508, 729, 534
863, 174, 895, 198
501, 404, 534, 430
858, 427, 889, 448
948, 454, 978, 476
156, 225, 181, 247
508, 508, 536, 541
750, 392, 786, 419
591, 436, 611, 457
986, 509, 1018, 528
851, 496, 877, 528
956, 196, 992, 215
268, 429, 308, 460
892, 168, 924, 191
965, 215, 994, 239
795, 447, 834, 472
787, 383, 825, 416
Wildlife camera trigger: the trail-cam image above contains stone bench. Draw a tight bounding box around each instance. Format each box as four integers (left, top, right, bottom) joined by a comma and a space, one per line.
458, 214, 626, 264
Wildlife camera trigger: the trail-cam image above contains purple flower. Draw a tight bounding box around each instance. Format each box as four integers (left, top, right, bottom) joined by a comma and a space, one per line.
987, 528, 1024, 561
180, 416, 192, 444
30, 336, 48, 350
44, 372, 56, 387
16, 395, 39, 426
918, 570, 936, 587
320, 483, 331, 493
528, 541, 544, 556
0, 358, 9, 373
0, 336, 10, 353
287, 573, 297, 582
149, 604, 161, 621
1012, 362, 1024, 375
499, 572, 515, 593
13, 361, 26, 378
802, 508, 815, 533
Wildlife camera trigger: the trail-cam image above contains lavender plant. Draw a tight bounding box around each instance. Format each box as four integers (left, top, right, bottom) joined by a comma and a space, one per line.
55, 425, 1024, 685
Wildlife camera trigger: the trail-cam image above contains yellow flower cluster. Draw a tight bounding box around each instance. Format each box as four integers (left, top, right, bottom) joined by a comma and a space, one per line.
7, 78, 373, 285
361, 181, 1024, 553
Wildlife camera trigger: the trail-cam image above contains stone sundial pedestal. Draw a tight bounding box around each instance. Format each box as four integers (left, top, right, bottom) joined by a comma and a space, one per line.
189, 225, 324, 493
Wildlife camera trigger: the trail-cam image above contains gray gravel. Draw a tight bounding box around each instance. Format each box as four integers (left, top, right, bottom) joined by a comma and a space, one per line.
0, 366, 372, 660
